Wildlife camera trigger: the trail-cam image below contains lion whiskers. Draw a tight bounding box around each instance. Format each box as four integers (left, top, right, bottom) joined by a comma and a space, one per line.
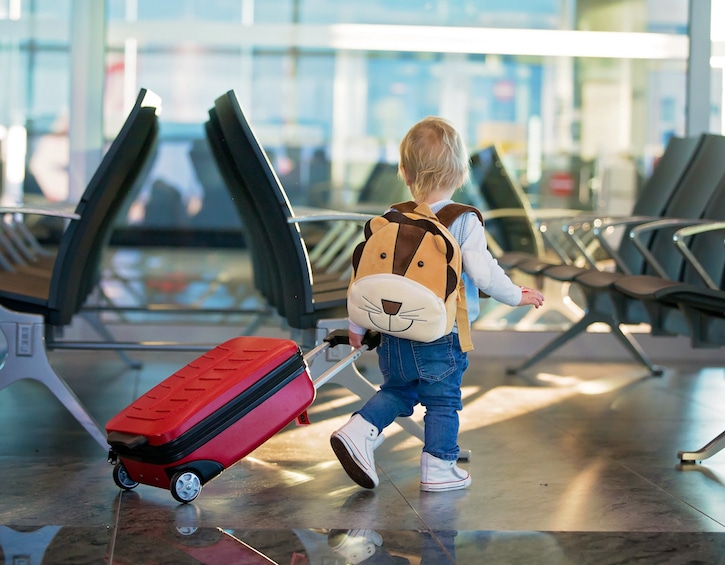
360, 296, 383, 314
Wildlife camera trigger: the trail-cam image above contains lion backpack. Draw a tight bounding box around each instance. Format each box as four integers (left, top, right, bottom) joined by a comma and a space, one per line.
347, 201, 483, 352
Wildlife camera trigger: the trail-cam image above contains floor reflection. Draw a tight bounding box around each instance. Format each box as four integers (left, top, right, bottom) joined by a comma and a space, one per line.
4, 524, 725, 564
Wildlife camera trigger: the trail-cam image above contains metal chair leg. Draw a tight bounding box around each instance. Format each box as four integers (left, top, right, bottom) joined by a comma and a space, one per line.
507, 313, 597, 374
508, 309, 662, 376
610, 324, 663, 375
678, 430, 725, 463
78, 311, 143, 369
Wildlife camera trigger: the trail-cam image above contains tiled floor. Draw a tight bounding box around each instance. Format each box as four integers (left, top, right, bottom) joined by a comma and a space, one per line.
1, 249, 725, 563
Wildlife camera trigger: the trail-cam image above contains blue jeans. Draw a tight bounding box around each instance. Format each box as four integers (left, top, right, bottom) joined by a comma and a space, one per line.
357, 332, 469, 461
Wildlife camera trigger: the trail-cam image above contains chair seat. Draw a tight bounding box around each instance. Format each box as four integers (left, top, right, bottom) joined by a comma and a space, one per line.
0, 269, 51, 302
516, 257, 559, 276
655, 285, 725, 315
542, 264, 586, 282
612, 274, 682, 301
496, 251, 536, 270
572, 269, 623, 290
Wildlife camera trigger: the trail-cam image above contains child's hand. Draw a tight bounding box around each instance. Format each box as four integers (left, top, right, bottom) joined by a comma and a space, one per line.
518, 287, 544, 309
349, 330, 365, 349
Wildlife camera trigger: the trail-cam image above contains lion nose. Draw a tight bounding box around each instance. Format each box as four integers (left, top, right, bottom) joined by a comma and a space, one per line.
381, 299, 402, 315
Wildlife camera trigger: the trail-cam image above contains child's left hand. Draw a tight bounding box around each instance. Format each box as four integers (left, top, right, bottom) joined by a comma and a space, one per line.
349, 330, 365, 349
518, 286, 544, 309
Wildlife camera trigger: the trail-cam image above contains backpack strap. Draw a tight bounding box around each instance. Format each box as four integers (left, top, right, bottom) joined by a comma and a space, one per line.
455, 279, 474, 352
436, 203, 484, 228
390, 200, 417, 214
392, 201, 483, 228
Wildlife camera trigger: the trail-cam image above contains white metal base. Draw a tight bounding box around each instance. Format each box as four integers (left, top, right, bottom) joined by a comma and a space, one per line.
0, 304, 107, 449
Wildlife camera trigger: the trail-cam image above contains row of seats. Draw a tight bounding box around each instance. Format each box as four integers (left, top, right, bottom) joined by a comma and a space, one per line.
481, 135, 725, 462
490, 134, 725, 370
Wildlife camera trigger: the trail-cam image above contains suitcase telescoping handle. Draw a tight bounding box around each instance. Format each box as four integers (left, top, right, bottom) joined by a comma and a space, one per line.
307, 330, 380, 390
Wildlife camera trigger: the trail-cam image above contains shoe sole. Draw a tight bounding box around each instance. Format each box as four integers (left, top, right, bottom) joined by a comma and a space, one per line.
330, 435, 376, 489
420, 478, 472, 492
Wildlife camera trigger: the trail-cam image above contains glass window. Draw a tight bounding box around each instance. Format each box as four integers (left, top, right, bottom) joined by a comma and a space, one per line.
297, 0, 564, 27
0, 3, 70, 204
1, 0, 708, 239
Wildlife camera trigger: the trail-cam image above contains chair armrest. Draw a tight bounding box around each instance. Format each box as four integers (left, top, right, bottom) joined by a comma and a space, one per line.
537, 210, 600, 266
563, 214, 662, 241
0, 205, 80, 220
288, 206, 374, 224
672, 222, 725, 289
478, 208, 530, 221
481, 207, 579, 224
0, 205, 79, 264
629, 218, 710, 279
286, 207, 372, 276
576, 215, 666, 274
499, 209, 595, 266
479, 208, 587, 264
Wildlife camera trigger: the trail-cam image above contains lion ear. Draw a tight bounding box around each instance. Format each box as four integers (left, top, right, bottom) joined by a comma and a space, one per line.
364, 215, 390, 239
433, 234, 448, 254
369, 216, 389, 232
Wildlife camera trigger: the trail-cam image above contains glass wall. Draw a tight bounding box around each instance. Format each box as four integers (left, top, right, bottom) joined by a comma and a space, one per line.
0, 1, 72, 208
1, 0, 720, 243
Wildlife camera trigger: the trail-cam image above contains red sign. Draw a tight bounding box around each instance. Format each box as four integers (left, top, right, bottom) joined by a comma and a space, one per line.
549, 171, 575, 196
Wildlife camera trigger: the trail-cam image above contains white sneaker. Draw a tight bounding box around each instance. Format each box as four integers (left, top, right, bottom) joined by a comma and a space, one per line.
328, 529, 383, 564
330, 414, 385, 489
420, 452, 471, 492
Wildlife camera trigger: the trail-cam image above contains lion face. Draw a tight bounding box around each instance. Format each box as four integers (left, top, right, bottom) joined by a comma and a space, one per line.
347, 212, 460, 342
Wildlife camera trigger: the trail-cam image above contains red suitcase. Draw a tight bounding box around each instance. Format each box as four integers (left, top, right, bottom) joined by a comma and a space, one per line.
106, 331, 377, 503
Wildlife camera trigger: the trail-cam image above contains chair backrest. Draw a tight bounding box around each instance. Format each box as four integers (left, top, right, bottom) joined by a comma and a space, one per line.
204, 110, 282, 313
212, 90, 334, 330
357, 162, 409, 207
639, 134, 725, 280
469, 146, 541, 255
630, 136, 702, 217
680, 174, 725, 288
615, 134, 703, 275
188, 137, 246, 228
46, 89, 160, 325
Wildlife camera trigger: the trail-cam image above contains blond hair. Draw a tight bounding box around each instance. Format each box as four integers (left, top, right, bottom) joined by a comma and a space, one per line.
398, 116, 469, 199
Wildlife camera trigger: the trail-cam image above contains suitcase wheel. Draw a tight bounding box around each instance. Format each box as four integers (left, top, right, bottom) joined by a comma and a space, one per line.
170, 470, 202, 503
113, 463, 139, 491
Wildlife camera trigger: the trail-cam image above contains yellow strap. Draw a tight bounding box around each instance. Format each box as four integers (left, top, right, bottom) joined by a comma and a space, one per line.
456, 281, 474, 352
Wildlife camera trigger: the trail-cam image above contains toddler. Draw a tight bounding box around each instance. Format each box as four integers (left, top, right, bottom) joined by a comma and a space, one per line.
331, 117, 544, 492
